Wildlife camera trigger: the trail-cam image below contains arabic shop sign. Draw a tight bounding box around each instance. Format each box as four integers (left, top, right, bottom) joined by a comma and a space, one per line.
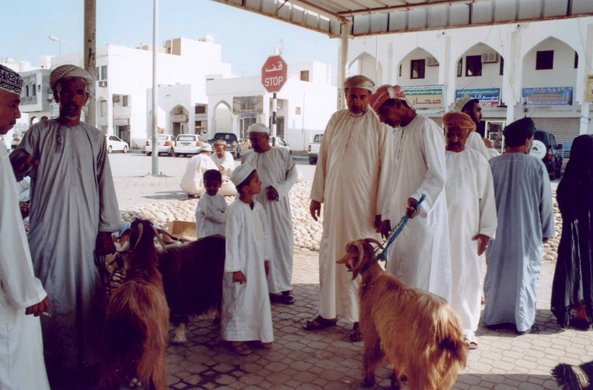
521, 87, 573, 106
401, 86, 444, 109
455, 88, 501, 106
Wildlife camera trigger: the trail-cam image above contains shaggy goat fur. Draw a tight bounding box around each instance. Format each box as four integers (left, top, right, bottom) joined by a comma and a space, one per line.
337, 239, 468, 390
552, 361, 593, 390
101, 219, 170, 390
158, 234, 226, 343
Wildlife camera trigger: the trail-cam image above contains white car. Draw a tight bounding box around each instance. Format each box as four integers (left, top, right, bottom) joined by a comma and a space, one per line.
106, 135, 129, 153
145, 134, 174, 156
174, 134, 202, 157
11, 132, 24, 149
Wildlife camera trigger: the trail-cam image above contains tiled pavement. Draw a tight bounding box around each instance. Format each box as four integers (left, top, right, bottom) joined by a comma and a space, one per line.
165, 250, 592, 390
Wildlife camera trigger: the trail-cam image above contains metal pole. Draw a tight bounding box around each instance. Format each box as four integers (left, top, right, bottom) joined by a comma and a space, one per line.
151, 0, 159, 175
338, 20, 351, 110
271, 92, 277, 144
84, 0, 96, 127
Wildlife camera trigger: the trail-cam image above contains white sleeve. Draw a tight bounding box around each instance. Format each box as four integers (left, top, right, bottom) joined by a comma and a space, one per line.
477, 157, 498, 239
270, 150, 298, 198
310, 112, 337, 203
262, 207, 272, 262
200, 196, 226, 224
376, 123, 394, 219
224, 207, 243, 272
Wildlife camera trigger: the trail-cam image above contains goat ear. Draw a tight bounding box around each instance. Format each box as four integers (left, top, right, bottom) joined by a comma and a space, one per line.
119, 229, 132, 250
157, 228, 179, 245
133, 223, 144, 249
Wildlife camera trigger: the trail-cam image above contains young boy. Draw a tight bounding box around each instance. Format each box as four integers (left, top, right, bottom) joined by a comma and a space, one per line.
222, 163, 273, 355
195, 169, 227, 239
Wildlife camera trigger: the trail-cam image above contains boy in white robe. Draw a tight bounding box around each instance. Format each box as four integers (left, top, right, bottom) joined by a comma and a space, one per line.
195, 169, 227, 238
222, 163, 273, 355
442, 112, 497, 349
0, 65, 51, 390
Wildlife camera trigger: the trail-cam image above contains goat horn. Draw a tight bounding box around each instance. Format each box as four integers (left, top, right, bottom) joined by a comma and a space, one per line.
354, 241, 366, 268
152, 225, 168, 254
133, 223, 144, 250
366, 238, 384, 249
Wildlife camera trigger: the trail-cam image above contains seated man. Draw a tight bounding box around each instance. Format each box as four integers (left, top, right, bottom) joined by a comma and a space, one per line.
180, 144, 218, 197
210, 140, 237, 196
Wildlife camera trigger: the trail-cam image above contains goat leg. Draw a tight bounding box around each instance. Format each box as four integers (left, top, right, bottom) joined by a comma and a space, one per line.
390, 371, 401, 390
362, 336, 384, 388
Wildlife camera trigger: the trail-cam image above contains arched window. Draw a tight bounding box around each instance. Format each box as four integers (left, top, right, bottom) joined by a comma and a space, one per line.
31, 82, 36, 96
25, 84, 29, 97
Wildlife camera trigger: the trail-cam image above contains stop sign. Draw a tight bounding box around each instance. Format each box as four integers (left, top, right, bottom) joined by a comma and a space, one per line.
262, 55, 287, 93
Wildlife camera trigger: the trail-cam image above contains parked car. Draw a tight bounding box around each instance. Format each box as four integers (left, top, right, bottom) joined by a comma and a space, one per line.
145, 134, 174, 156
308, 134, 323, 164
106, 135, 129, 153
174, 134, 202, 157
209, 132, 240, 159
11, 132, 23, 149
270, 137, 292, 155
532, 130, 563, 180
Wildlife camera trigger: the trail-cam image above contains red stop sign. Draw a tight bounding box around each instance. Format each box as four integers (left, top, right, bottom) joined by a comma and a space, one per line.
262, 55, 287, 93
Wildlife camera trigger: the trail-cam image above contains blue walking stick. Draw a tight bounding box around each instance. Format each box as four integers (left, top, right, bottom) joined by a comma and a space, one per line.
360, 193, 426, 274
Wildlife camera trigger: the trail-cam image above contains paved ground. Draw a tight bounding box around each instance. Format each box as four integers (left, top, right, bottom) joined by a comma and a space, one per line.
163, 250, 590, 390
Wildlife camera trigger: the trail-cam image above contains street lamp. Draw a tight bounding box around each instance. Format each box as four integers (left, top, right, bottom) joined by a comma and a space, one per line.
49, 35, 79, 66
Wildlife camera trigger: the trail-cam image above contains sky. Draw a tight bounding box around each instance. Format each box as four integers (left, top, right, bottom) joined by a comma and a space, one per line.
1, 0, 339, 76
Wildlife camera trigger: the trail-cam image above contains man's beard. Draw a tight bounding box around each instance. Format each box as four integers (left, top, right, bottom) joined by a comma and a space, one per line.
349, 106, 367, 116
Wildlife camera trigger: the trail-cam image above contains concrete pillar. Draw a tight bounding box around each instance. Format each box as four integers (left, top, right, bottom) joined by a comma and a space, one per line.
84, 0, 96, 128
151, 0, 159, 175
579, 24, 593, 135
337, 21, 351, 110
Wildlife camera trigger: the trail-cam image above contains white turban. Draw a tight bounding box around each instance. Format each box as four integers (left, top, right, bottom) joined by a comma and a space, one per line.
201, 143, 213, 152
453, 94, 479, 113
344, 75, 375, 93
231, 163, 256, 187
247, 123, 270, 134
50, 64, 94, 92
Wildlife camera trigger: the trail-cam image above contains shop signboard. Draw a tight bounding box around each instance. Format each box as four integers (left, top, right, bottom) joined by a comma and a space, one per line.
586, 75, 593, 102
455, 88, 501, 106
521, 87, 573, 106
401, 86, 445, 108
233, 96, 264, 115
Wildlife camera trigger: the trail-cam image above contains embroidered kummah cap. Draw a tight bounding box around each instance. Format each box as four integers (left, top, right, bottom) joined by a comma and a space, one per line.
442, 112, 477, 132
368, 84, 415, 113
49, 64, 94, 92
231, 163, 256, 187
200, 143, 213, 152
453, 94, 479, 113
344, 75, 376, 93
247, 123, 270, 134
0, 65, 23, 95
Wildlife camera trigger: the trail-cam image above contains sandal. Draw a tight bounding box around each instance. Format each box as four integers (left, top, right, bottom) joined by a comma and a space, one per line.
260, 342, 273, 349
231, 341, 252, 356
281, 291, 295, 305
515, 324, 540, 335
303, 315, 337, 331
463, 337, 478, 350
349, 323, 363, 342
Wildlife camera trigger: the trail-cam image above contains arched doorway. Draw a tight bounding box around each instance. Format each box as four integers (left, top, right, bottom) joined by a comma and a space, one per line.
211, 100, 233, 135
348, 52, 383, 85
397, 48, 440, 86
170, 105, 189, 137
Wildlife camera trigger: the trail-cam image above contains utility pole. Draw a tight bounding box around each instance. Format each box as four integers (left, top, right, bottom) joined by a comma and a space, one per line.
151, 0, 159, 175
84, 0, 96, 127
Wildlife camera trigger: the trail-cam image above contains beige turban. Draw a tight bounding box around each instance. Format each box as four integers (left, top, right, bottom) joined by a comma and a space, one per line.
50, 65, 94, 92
442, 112, 476, 132
213, 139, 227, 147
231, 163, 256, 187
344, 75, 375, 93
247, 123, 270, 134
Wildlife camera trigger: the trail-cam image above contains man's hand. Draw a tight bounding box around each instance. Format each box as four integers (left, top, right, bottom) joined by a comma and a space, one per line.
219, 166, 225, 172
26, 296, 50, 317
96, 232, 117, 256
543, 237, 551, 244
233, 271, 246, 284
379, 220, 392, 239
19, 202, 30, 219
310, 200, 321, 221
406, 198, 421, 219
265, 261, 270, 276
472, 234, 490, 256
267, 187, 279, 202
11, 150, 38, 175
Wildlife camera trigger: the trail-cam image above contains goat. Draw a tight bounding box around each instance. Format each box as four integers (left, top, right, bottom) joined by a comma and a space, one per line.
552, 361, 593, 390
337, 238, 467, 390
157, 234, 226, 343
101, 219, 170, 390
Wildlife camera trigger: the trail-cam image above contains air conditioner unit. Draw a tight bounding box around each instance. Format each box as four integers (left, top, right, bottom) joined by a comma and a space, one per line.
98, 80, 108, 88
481, 52, 499, 63
426, 57, 439, 67
47, 94, 54, 101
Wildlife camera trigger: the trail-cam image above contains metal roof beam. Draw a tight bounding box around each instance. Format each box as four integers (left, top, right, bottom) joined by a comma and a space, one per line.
287, 0, 349, 23
337, 0, 491, 16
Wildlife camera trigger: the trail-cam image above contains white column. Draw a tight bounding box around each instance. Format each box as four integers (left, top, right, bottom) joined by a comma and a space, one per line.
337, 20, 351, 110
84, 0, 96, 128
151, 0, 159, 175
579, 24, 593, 135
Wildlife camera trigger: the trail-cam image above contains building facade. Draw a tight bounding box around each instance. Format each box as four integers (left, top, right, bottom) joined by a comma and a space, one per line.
348, 16, 593, 145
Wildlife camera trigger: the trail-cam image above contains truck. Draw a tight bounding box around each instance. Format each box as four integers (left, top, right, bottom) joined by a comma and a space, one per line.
308, 134, 323, 165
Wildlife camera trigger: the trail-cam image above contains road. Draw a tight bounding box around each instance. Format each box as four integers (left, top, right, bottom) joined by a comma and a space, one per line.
108, 151, 316, 209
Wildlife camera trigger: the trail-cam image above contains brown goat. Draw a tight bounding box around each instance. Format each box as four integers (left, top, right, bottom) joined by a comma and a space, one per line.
337, 238, 467, 390
158, 234, 226, 343
101, 219, 170, 390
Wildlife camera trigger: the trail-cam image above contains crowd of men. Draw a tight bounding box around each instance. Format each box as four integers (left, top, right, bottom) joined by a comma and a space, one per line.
0, 64, 555, 389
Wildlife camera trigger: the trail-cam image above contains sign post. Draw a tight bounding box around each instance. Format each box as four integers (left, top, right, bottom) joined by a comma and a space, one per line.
261, 55, 287, 141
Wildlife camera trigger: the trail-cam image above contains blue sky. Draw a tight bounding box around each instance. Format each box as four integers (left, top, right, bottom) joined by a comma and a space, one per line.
1, 0, 338, 76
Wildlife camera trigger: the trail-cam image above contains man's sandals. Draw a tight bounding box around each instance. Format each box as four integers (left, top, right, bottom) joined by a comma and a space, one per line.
349, 322, 363, 342
303, 316, 337, 331
269, 291, 296, 305
231, 342, 252, 356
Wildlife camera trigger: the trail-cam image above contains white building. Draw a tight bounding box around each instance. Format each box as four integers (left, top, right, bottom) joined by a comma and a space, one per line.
51, 36, 232, 148
206, 61, 337, 151
348, 16, 593, 144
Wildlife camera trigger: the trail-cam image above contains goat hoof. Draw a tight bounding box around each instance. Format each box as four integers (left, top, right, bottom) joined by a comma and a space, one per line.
173, 327, 187, 343
362, 377, 375, 388
129, 377, 143, 388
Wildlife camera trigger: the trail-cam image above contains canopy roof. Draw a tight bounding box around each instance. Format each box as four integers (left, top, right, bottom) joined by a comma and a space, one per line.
212, 0, 593, 37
